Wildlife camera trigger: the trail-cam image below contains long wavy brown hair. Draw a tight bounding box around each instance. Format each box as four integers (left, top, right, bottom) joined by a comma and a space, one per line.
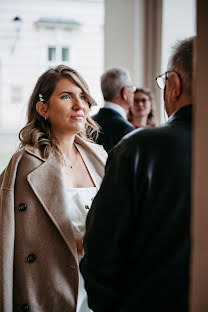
19, 65, 99, 159
128, 88, 156, 127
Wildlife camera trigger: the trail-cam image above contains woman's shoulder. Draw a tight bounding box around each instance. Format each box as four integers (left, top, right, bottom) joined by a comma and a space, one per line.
1, 145, 45, 177
0, 147, 27, 189
4, 146, 27, 167
87, 141, 107, 157
0, 145, 49, 190
75, 135, 108, 161
8, 145, 45, 163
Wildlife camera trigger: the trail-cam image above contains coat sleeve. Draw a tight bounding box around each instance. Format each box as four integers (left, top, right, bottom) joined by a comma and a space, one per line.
0, 164, 17, 311
80, 141, 139, 312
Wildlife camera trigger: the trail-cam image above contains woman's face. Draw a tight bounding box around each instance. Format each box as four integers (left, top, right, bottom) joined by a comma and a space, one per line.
46, 78, 90, 138
132, 92, 152, 118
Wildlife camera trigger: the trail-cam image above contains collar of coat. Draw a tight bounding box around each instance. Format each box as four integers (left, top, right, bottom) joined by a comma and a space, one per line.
25, 134, 107, 164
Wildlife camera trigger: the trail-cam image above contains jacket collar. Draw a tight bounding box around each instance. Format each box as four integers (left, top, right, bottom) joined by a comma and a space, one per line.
25, 144, 48, 162
168, 104, 192, 124
25, 135, 106, 166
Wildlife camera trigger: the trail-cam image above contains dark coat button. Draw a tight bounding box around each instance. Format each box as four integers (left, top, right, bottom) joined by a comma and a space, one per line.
21, 304, 29, 311
27, 254, 36, 263
85, 205, 90, 210
18, 203, 27, 212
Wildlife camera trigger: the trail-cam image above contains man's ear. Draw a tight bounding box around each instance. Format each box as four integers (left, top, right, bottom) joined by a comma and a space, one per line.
36, 101, 48, 119
121, 86, 128, 101
172, 72, 181, 101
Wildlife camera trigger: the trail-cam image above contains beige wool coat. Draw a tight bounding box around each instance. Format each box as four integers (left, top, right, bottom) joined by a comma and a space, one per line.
0, 135, 107, 312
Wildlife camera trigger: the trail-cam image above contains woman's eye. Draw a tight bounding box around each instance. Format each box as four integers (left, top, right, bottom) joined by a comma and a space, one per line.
61, 94, 71, 99
80, 95, 86, 100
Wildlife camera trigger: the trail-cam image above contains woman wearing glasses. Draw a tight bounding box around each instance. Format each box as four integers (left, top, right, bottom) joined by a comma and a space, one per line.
127, 88, 156, 128
0, 65, 107, 311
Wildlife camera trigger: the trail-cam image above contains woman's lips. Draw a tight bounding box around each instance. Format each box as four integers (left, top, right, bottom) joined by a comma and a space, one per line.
70, 114, 84, 120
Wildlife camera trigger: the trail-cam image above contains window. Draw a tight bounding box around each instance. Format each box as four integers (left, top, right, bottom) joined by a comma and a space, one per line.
48, 46, 56, 61
62, 47, 69, 61
47, 46, 70, 63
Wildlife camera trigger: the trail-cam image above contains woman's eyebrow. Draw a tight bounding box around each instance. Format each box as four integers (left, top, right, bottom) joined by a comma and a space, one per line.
58, 91, 84, 95
58, 91, 73, 95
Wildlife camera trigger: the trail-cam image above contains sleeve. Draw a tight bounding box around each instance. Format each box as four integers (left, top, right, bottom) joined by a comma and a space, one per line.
0, 167, 15, 311
80, 142, 137, 312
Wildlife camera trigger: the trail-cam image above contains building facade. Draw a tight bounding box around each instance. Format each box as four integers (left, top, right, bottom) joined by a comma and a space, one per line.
0, 0, 104, 170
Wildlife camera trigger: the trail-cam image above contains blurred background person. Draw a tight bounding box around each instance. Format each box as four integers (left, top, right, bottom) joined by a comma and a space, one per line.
127, 88, 156, 128
0, 65, 107, 311
93, 67, 135, 153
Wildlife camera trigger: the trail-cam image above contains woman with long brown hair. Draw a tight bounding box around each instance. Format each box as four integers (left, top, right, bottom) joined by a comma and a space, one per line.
0, 65, 107, 311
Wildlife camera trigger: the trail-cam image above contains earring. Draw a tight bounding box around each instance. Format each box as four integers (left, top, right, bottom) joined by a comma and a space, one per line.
39, 94, 45, 102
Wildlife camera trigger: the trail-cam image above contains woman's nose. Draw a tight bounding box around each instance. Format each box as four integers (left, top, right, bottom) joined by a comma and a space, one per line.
73, 97, 83, 109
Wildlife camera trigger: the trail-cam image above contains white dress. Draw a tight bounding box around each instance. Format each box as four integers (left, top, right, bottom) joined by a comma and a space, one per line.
65, 186, 97, 312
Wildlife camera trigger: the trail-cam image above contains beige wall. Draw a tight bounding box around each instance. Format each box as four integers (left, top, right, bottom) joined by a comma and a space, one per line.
104, 0, 162, 123
191, 0, 208, 310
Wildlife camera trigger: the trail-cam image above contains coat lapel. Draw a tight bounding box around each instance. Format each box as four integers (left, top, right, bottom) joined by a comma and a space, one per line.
26, 154, 78, 263
74, 135, 107, 189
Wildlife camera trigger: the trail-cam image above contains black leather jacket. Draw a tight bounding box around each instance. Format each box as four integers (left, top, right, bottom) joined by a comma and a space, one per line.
80, 105, 192, 312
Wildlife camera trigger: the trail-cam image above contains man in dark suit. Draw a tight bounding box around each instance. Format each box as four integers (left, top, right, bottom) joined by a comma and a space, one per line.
80, 37, 194, 311
93, 67, 135, 153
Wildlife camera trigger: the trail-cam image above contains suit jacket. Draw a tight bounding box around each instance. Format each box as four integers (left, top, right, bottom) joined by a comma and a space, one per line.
80, 105, 192, 312
0, 135, 107, 312
93, 107, 135, 153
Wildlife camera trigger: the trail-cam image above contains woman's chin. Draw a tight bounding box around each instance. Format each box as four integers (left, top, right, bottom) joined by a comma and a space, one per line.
72, 123, 85, 134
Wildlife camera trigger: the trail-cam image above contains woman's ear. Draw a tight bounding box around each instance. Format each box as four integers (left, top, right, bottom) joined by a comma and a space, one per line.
36, 101, 48, 119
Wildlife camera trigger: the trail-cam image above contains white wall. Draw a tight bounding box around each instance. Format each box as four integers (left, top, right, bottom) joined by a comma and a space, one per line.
161, 0, 196, 121
162, 0, 196, 72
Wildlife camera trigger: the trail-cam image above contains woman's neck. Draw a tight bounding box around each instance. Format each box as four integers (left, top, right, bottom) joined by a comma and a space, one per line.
132, 116, 148, 128
56, 134, 76, 159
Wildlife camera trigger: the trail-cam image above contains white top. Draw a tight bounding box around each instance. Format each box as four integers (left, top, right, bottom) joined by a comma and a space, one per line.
104, 101, 127, 120
64, 187, 97, 312
65, 187, 97, 238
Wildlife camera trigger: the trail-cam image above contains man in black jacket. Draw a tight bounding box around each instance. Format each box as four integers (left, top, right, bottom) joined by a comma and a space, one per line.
80, 37, 194, 312
93, 67, 135, 153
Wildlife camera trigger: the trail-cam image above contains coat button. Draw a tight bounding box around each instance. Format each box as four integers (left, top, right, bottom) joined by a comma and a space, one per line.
27, 254, 36, 263
21, 304, 29, 311
18, 203, 27, 212
85, 205, 90, 210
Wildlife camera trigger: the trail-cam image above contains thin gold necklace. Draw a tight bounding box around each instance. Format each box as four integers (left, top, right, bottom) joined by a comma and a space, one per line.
64, 147, 78, 169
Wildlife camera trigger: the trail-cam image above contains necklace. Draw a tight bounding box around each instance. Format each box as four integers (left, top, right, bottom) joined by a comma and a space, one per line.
64, 147, 78, 169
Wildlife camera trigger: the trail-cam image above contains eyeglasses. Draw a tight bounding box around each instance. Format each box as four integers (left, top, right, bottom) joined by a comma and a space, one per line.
126, 85, 137, 92
155, 71, 170, 89
155, 70, 182, 89
134, 98, 149, 104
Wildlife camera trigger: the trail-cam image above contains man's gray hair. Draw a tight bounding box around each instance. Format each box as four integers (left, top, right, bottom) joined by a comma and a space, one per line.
168, 36, 194, 98
101, 67, 132, 101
